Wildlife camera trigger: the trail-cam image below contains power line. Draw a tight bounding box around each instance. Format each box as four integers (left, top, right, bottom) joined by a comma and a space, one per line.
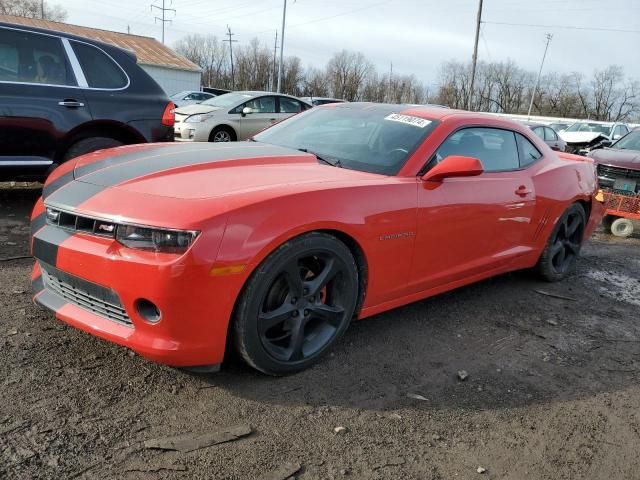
483, 21, 640, 34
150, 0, 175, 44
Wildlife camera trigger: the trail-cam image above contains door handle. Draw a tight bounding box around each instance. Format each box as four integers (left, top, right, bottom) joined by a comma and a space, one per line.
58, 100, 85, 108
515, 185, 532, 197
269, 118, 277, 122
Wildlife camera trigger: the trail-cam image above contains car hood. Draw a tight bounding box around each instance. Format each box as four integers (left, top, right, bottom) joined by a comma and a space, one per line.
174, 104, 223, 115
589, 147, 640, 170
70, 142, 380, 200
559, 131, 608, 144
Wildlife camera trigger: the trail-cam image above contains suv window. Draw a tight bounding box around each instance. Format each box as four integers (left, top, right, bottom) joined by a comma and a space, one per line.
435, 127, 520, 172
71, 41, 127, 89
0, 28, 75, 86
544, 127, 558, 141
516, 133, 542, 167
532, 126, 544, 139
279, 97, 304, 113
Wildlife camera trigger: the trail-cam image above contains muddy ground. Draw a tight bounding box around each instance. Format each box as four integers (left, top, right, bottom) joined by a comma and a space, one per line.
1, 183, 639, 480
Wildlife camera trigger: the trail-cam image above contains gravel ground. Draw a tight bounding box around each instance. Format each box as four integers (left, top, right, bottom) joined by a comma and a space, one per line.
1, 183, 640, 480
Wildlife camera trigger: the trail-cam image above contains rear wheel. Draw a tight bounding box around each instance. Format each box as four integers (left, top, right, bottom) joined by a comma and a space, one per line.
536, 203, 586, 282
610, 217, 634, 238
64, 137, 123, 161
233, 232, 358, 375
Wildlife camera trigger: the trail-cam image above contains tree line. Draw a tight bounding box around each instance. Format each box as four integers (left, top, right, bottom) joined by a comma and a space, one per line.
175, 33, 639, 122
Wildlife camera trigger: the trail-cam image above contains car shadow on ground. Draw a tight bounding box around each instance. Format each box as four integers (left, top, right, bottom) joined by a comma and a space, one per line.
204, 248, 640, 412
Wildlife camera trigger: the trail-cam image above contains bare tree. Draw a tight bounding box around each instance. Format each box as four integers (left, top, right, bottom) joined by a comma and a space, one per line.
0, 0, 67, 21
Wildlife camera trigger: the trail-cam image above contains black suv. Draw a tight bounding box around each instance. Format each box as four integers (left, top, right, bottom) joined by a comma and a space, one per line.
0, 22, 174, 181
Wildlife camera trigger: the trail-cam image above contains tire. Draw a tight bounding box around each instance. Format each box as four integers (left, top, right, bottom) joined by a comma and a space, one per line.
602, 215, 614, 231
536, 203, 586, 282
233, 232, 359, 375
209, 126, 236, 142
64, 137, 123, 161
610, 218, 634, 238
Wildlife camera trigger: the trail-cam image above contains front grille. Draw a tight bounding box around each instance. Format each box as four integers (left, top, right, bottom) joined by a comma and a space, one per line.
40, 262, 132, 327
598, 164, 640, 181
46, 207, 117, 239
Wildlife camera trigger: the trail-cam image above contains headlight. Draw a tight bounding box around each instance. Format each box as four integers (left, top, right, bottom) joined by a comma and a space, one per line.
185, 113, 213, 123
116, 225, 199, 254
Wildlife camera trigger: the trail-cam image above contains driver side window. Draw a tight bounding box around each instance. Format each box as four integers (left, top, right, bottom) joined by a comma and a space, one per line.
434, 127, 520, 172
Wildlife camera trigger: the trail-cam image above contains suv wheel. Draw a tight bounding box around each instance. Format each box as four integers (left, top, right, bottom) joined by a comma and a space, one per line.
64, 137, 123, 161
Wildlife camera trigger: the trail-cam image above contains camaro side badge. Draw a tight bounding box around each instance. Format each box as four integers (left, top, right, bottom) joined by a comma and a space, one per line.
379, 232, 416, 241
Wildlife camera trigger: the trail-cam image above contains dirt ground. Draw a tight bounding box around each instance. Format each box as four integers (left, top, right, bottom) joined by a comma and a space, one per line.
1, 183, 640, 480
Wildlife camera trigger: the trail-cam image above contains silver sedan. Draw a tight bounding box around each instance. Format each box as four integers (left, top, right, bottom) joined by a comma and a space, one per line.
174, 91, 311, 142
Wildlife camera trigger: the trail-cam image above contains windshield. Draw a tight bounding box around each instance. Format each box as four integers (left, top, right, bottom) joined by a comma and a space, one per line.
254, 104, 438, 175
170, 91, 190, 99
613, 130, 640, 151
201, 92, 254, 108
566, 122, 610, 134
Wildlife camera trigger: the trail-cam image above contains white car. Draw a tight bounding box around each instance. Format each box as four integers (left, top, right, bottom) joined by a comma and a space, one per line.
559, 121, 630, 155
170, 90, 216, 108
174, 91, 311, 142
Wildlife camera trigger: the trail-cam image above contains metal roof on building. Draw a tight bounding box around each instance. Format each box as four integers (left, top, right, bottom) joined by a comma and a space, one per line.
0, 15, 201, 72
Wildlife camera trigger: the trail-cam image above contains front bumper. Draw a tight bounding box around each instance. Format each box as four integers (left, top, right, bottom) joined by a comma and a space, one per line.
30, 201, 242, 368
174, 122, 211, 142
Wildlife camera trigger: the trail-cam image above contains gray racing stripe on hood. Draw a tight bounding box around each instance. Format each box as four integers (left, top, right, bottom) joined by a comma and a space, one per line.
73, 143, 209, 179
45, 182, 107, 210
76, 143, 302, 188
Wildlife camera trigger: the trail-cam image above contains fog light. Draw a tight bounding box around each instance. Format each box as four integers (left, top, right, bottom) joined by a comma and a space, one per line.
135, 299, 161, 323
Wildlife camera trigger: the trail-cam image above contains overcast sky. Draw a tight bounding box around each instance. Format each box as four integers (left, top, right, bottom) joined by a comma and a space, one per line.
62, 0, 640, 85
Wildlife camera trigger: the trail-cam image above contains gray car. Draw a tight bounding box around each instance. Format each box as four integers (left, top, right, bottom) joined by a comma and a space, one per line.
174, 91, 311, 142
170, 90, 216, 108
523, 122, 566, 152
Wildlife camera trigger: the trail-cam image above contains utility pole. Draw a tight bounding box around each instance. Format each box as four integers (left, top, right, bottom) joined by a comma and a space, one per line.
151, 0, 175, 44
468, 0, 483, 111
127, 25, 131, 34
224, 25, 238, 90
276, 0, 287, 93
271, 30, 279, 91
388, 61, 393, 103
527, 33, 553, 120
41, 0, 44, 19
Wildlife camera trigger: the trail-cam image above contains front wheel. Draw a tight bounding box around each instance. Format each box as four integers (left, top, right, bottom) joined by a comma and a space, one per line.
233, 233, 359, 375
209, 126, 235, 142
536, 203, 586, 282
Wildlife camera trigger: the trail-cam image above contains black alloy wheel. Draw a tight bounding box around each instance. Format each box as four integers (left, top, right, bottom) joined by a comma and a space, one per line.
233, 233, 359, 375
536, 203, 586, 281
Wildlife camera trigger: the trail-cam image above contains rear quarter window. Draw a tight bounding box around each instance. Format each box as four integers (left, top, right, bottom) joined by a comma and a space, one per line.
71, 41, 128, 89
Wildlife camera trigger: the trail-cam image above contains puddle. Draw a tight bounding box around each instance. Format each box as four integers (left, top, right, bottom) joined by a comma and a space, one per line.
586, 270, 640, 307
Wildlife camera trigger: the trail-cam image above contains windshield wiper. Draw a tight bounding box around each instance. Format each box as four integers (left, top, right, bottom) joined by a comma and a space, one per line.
297, 148, 342, 168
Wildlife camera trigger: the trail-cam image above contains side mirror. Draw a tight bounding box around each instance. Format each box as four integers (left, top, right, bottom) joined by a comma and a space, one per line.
421, 155, 484, 183
612, 134, 621, 140
242, 107, 253, 115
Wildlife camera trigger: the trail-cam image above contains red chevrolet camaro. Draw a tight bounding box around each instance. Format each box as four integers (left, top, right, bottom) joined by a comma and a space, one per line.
30, 104, 604, 375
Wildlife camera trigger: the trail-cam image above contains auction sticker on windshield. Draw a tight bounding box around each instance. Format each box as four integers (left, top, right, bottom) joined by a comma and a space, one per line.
384, 113, 432, 128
